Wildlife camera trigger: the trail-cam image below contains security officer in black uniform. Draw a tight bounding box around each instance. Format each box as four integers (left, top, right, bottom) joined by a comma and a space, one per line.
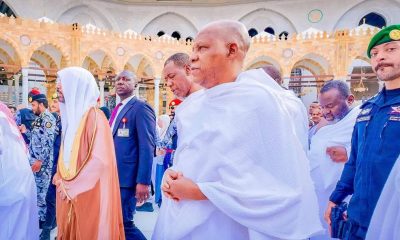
325, 24, 400, 240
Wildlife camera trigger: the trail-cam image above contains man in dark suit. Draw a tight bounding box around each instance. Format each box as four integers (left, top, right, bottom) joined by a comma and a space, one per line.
110, 70, 156, 240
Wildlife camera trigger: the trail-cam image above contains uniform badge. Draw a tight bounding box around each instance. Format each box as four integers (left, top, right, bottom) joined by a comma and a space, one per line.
389, 116, 400, 121
45, 122, 52, 128
389, 29, 400, 41
357, 116, 371, 122
390, 106, 400, 115
28, 97, 33, 103
360, 108, 372, 115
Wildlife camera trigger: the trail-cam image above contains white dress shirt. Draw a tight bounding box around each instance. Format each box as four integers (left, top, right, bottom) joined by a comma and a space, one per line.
111, 95, 135, 131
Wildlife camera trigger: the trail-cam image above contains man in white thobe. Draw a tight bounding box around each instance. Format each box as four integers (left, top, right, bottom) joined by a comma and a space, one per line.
0, 102, 39, 239
153, 20, 323, 240
308, 80, 360, 239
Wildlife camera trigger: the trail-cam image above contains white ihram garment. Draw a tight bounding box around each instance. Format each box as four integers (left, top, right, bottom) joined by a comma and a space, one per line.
0, 109, 39, 240
366, 155, 400, 240
153, 77, 323, 240
308, 106, 360, 239
237, 68, 309, 153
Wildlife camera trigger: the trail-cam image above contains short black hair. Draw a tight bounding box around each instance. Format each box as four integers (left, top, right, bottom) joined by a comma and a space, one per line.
320, 80, 350, 99
35, 99, 49, 108
164, 53, 190, 68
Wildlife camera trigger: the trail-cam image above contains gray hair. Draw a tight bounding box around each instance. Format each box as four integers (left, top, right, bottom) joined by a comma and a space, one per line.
116, 70, 138, 83
320, 80, 350, 99
164, 53, 190, 68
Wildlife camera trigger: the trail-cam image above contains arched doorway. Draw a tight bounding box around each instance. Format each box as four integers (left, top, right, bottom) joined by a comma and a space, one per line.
0, 38, 21, 105
28, 44, 68, 103
358, 12, 386, 28
82, 50, 116, 107
289, 53, 332, 107
124, 54, 157, 108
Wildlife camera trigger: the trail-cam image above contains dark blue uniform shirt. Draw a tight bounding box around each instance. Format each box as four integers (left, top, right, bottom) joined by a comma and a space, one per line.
330, 88, 400, 236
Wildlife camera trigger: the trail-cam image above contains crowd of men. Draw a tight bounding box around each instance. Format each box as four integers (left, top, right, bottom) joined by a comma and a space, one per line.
0, 21, 400, 240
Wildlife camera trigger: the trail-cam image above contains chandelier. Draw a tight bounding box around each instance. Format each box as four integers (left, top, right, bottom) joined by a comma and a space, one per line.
353, 67, 368, 93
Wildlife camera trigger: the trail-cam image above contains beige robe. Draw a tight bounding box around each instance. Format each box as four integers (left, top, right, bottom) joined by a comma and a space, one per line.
54, 107, 124, 240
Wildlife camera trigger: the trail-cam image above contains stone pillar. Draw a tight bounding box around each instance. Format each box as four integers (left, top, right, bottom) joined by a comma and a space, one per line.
14, 74, 20, 105
22, 67, 29, 106
154, 78, 160, 115
7, 79, 13, 105
99, 80, 105, 106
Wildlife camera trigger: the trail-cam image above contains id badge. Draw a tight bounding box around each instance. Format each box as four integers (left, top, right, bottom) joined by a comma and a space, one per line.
117, 128, 130, 137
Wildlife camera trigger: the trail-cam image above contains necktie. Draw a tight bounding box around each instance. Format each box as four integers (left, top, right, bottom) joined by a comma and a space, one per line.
109, 103, 123, 126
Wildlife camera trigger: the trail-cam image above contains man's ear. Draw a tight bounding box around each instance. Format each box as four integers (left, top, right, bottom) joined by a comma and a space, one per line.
184, 64, 191, 75
347, 94, 355, 105
227, 43, 238, 58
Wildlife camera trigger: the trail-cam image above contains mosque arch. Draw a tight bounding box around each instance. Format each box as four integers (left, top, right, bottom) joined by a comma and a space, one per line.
141, 12, 198, 40
82, 49, 116, 76
29, 43, 70, 69
291, 53, 332, 76
245, 55, 282, 73
0, 0, 17, 17
239, 8, 296, 35
0, 38, 21, 65
27, 43, 70, 98
289, 53, 332, 104
56, 3, 117, 30
124, 54, 155, 78
333, 0, 400, 30
358, 12, 386, 28
124, 54, 156, 102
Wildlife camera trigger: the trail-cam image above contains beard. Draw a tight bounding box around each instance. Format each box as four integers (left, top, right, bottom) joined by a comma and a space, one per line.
334, 103, 350, 121
375, 63, 400, 82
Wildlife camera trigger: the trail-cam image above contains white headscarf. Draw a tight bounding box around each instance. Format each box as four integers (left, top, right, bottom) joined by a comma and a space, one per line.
57, 67, 99, 167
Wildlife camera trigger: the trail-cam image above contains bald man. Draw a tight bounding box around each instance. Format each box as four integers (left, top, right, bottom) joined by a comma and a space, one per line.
153, 20, 322, 240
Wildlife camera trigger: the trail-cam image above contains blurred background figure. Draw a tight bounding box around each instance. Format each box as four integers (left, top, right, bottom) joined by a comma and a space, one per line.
153, 114, 171, 208
0, 101, 39, 239
8, 105, 16, 117
99, 106, 111, 120
40, 93, 62, 240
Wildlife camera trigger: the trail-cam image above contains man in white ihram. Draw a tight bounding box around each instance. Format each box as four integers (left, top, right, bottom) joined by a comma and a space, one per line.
153, 20, 323, 240
308, 80, 360, 240
0, 102, 39, 239
238, 66, 309, 153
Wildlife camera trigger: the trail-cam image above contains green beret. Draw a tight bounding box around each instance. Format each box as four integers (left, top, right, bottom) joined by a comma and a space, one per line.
29, 94, 47, 103
367, 24, 400, 58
